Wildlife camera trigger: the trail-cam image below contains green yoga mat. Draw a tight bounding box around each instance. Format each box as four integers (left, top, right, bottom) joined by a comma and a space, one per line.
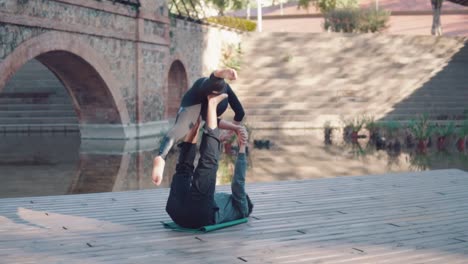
162, 218, 248, 233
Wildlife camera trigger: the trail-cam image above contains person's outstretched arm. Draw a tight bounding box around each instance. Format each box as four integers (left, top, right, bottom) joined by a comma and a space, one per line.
226, 84, 245, 123
231, 127, 250, 217
218, 119, 246, 136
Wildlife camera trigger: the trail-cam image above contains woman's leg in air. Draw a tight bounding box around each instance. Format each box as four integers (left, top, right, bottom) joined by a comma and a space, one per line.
152, 104, 202, 186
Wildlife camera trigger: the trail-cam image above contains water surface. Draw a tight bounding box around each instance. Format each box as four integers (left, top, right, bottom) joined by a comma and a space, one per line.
1, 130, 467, 198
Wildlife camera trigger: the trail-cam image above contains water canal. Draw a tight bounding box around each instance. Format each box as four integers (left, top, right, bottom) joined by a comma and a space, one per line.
1, 129, 467, 198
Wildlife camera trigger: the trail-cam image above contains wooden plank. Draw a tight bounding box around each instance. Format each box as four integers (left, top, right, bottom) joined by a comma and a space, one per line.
0, 169, 468, 263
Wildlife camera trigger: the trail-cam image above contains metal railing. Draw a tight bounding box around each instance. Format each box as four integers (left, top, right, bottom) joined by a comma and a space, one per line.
169, 0, 207, 21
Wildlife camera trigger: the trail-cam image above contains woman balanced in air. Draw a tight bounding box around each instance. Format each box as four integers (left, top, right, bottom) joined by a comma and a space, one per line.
152, 68, 245, 185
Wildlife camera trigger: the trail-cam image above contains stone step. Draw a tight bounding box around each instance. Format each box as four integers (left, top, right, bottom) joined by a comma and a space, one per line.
248, 121, 330, 129
245, 108, 467, 122
235, 89, 468, 102
232, 33, 468, 129
410, 84, 468, 91
246, 66, 467, 81
243, 34, 464, 49
242, 33, 466, 51
239, 92, 468, 101
247, 118, 467, 129
240, 61, 439, 74
0, 110, 77, 118
245, 106, 468, 116
387, 106, 468, 115
244, 31, 466, 43
0, 117, 79, 124
0, 104, 74, 111
3, 79, 64, 87
238, 69, 468, 82
0, 92, 54, 98
241, 98, 468, 110
246, 109, 314, 115
247, 115, 330, 122
242, 45, 467, 63
381, 113, 468, 121
232, 80, 468, 94
237, 90, 468, 101
239, 55, 463, 70
0, 124, 79, 133
0, 96, 72, 104
1, 85, 65, 94
240, 96, 340, 104
242, 52, 468, 66
391, 96, 468, 103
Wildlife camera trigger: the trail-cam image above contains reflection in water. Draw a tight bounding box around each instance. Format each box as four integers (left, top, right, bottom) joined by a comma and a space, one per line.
68, 154, 122, 194
1, 129, 467, 198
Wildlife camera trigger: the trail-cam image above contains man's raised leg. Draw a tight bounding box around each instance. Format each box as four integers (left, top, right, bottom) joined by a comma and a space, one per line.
190, 93, 228, 199
168, 118, 201, 198
166, 119, 201, 223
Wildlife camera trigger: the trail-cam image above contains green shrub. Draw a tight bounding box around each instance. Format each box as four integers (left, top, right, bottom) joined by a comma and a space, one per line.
324, 8, 360, 33
342, 116, 366, 132
359, 9, 391, 33
205, 16, 257, 32
408, 114, 434, 140
324, 7, 390, 33
457, 119, 468, 137
435, 121, 456, 137
221, 43, 242, 71
298, 0, 358, 13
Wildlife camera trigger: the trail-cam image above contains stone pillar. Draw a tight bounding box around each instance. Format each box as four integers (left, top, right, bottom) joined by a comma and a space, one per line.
135, 0, 172, 138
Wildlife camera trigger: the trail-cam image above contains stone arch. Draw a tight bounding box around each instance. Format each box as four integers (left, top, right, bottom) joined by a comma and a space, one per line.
0, 31, 130, 128
166, 60, 188, 118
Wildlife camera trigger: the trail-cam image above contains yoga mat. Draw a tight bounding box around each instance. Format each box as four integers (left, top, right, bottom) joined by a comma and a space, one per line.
162, 218, 248, 233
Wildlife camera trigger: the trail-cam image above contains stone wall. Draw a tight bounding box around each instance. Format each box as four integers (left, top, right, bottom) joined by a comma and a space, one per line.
169, 19, 243, 86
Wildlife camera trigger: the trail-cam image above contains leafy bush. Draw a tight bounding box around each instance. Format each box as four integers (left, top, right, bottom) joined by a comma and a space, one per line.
298, 0, 358, 13
435, 121, 456, 137
342, 116, 366, 132
457, 119, 468, 137
324, 8, 390, 33
221, 43, 242, 71
324, 8, 360, 33
205, 16, 256, 32
363, 116, 378, 131
408, 114, 434, 140
359, 9, 391, 33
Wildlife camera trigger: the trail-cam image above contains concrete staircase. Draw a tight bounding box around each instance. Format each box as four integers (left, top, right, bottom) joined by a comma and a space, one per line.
0, 59, 79, 132
228, 33, 468, 128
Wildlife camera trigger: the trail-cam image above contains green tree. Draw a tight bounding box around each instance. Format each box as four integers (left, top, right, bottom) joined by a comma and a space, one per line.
208, 0, 247, 16
431, 0, 444, 36
169, 0, 206, 19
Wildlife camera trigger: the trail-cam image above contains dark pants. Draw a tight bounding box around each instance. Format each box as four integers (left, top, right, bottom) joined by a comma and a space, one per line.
165, 127, 221, 228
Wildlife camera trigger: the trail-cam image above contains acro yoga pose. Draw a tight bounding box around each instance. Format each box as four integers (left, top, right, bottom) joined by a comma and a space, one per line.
152, 68, 245, 186
165, 93, 253, 228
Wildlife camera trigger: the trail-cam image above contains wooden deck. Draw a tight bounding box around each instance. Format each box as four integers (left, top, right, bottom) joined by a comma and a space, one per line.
1, 169, 468, 264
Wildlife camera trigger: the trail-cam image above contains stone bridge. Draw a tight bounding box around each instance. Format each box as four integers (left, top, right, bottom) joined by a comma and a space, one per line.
0, 0, 241, 139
